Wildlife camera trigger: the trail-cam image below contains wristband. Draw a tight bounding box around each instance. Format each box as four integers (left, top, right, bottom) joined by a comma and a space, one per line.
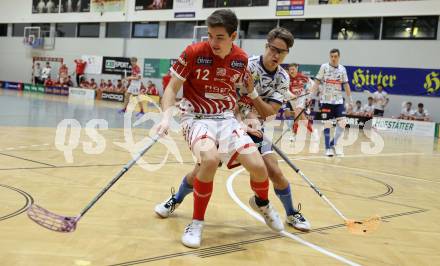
248, 89, 259, 100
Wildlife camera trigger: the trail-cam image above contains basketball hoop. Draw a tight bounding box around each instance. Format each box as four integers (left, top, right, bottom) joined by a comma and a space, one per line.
23, 26, 55, 50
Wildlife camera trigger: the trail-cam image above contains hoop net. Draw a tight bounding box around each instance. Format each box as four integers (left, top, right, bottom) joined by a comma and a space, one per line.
346, 215, 381, 235
27, 204, 78, 233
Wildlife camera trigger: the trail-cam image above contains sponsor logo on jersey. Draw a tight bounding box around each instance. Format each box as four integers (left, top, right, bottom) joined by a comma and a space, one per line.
204, 85, 230, 95
177, 52, 188, 66
230, 60, 245, 69
230, 73, 241, 83
216, 68, 226, 77
196, 56, 213, 66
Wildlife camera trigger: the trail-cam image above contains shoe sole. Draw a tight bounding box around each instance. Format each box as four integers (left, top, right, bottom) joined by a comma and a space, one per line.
182, 241, 200, 248
154, 206, 169, 219
286, 222, 311, 232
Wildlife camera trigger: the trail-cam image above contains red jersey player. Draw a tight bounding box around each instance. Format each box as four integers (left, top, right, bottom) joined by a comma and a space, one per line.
119, 57, 144, 116
285, 63, 313, 141
74, 59, 87, 87
156, 9, 283, 248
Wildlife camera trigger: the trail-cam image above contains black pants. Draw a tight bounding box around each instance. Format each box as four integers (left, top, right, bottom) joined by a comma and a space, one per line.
373, 109, 384, 117
34, 77, 42, 84
76, 74, 84, 87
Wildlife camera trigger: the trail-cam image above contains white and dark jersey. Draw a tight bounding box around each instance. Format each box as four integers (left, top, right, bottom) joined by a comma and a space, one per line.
413, 109, 430, 119
373, 91, 388, 110
316, 63, 348, 105
400, 108, 415, 117
363, 104, 374, 114
237, 55, 290, 117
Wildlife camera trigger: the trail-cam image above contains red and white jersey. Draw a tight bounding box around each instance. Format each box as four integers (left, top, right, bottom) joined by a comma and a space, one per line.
171, 41, 248, 115
129, 64, 141, 89
289, 72, 310, 98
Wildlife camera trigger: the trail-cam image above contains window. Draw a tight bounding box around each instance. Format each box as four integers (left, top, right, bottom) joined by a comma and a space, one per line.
240, 20, 278, 39
382, 16, 438, 40
132, 22, 159, 38
203, 0, 268, 8
77, 23, 100, 38
0, 24, 7, 37
332, 18, 380, 40
166, 21, 197, 38
279, 19, 321, 39
12, 23, 31, 37
30, 23, 51, 37
106, 22, 131, 38
56, 23, 76, 37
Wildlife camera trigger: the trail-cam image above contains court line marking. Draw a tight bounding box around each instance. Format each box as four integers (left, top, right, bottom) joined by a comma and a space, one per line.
226, 167, 361, 266
0, 143, 50, 152
291, 153, 440, 184
0, 151, 56, 167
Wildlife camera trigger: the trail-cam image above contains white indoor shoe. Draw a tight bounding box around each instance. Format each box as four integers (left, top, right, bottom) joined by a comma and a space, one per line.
249, 196, 284, 232
181, 220, 204, 248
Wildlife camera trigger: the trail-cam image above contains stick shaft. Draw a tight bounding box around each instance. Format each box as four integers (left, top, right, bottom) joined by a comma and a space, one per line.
77, 135, 160, 220
274, 100, 310, 145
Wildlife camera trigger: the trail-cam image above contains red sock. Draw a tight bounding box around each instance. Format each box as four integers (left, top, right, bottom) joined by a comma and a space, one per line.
193, 177, 213, 221
293, 122, 299, 134
250, 179, 269, 201
307, 120, 313, 133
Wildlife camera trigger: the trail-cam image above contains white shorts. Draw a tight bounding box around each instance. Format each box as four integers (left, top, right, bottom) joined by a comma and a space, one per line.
127, 84, 140, 95
291, 96, 306, 110
181, 115, 257, 169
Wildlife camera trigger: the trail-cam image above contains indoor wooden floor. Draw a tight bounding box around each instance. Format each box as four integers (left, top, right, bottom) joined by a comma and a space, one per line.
1, 90, 440, 266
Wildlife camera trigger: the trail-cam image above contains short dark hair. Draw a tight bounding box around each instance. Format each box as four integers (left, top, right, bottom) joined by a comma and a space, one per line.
377, 84, 383, 89
289, 63, 299, 68
330, 48, 340, 56
267, 27, 294, 48
356, 100, 361, 104
418, 103, 424, 108
406, 101, 412, 105
368, 97, 373, 100
206, 9, 238, 36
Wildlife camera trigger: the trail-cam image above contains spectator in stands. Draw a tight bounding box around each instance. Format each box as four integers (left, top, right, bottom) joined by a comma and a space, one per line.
98, 79, 106, 91
363, 97, 374, 117
89, 78, 98, 90
33, 62, 42, 84
106, 79, 115, 92
74, 58, 87, 87
399, 101, 415, 120
413, 103, 431, 122
146, 80, 159, 96
41, 62, 52, 84
115, 79, 125, 93
352, 100, 363, 116
80, 77, 90, 88
59, 64, 68, 84
372, 84, 389, 117
44, 78, 54, 87
63, 75, 74, 87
